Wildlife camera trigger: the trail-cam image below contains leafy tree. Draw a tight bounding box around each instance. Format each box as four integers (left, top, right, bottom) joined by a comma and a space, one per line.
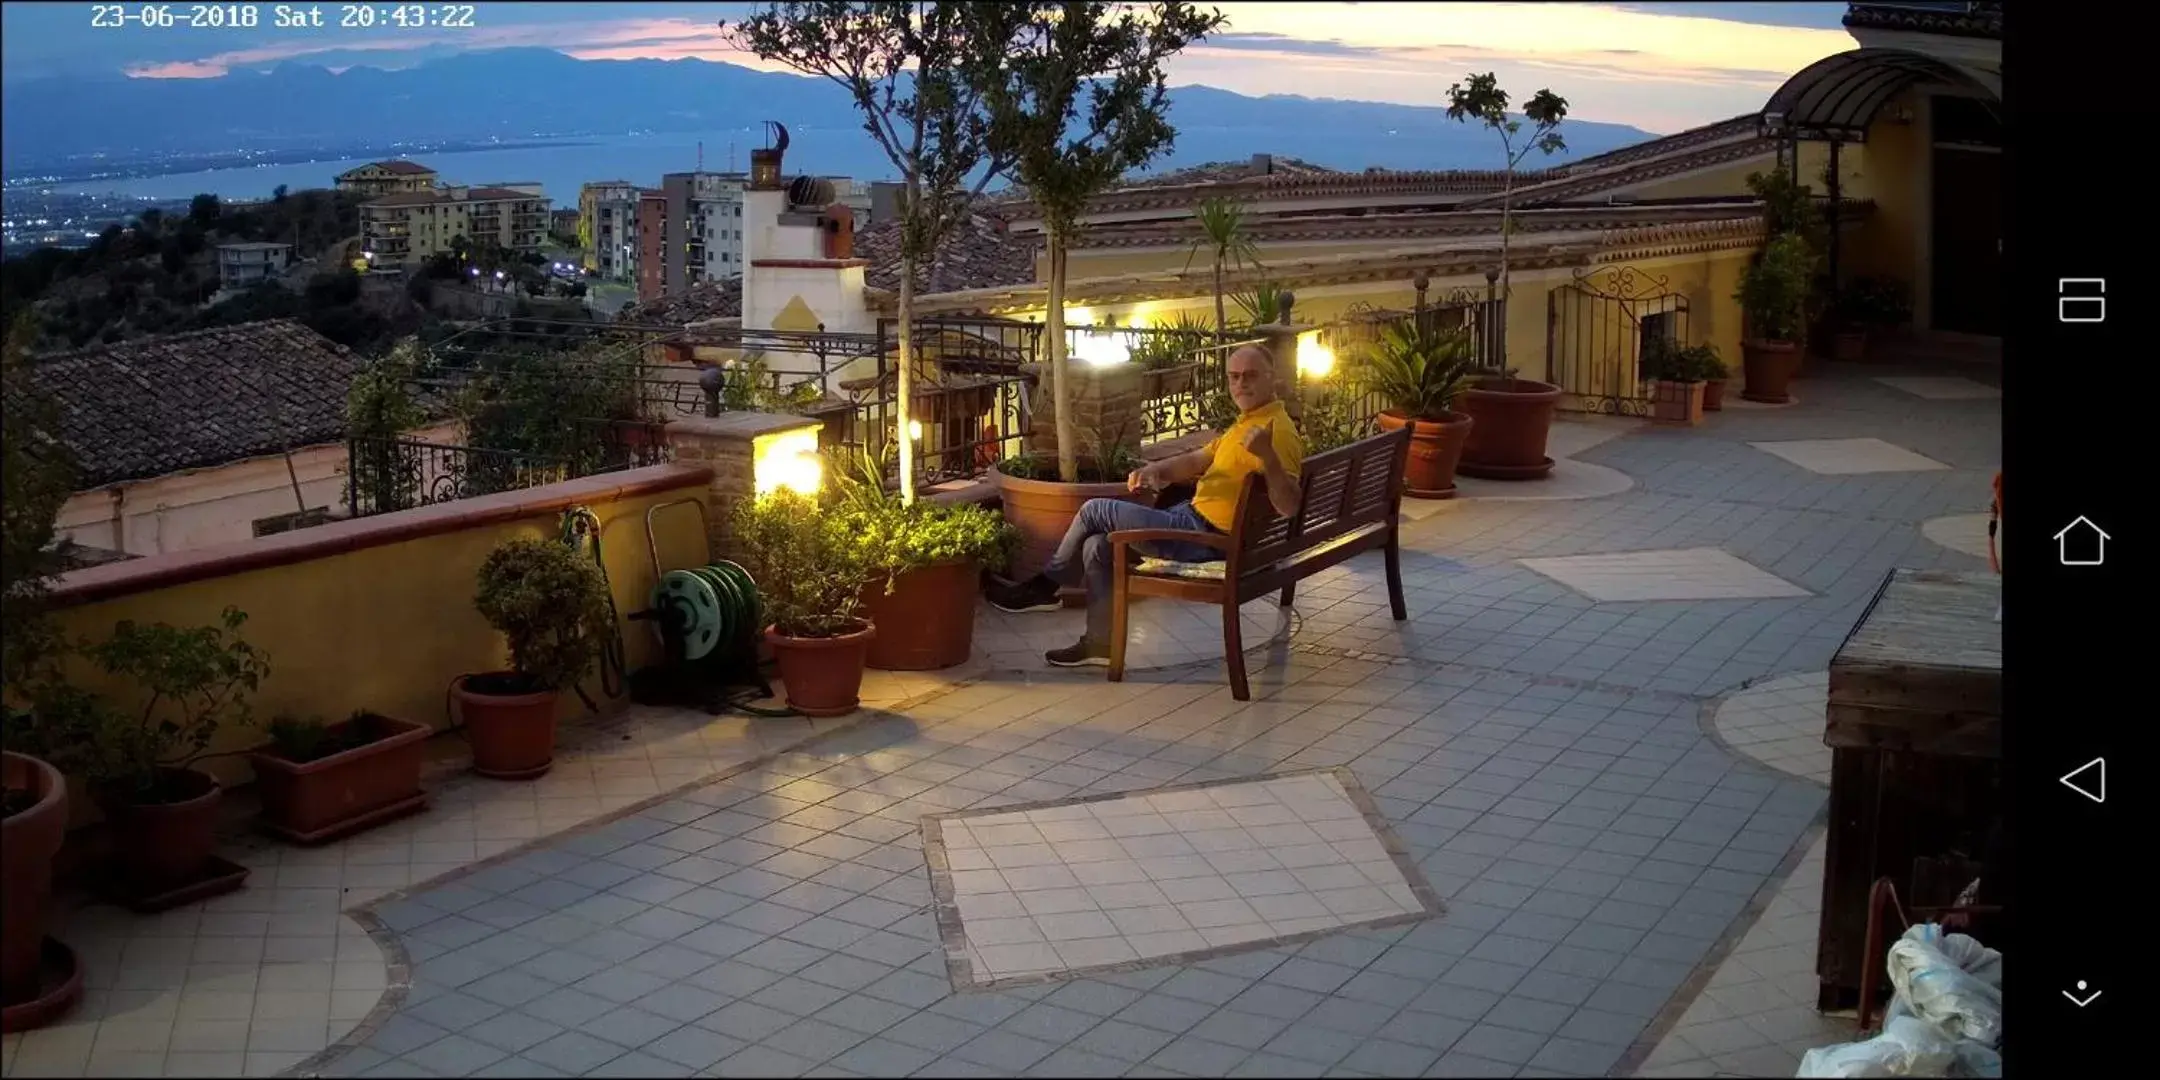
721, 1, 1034, 503
982, 1, 1224, 483
273, 184, 290, 203
1, 313, 78, 693
188, 193, 222, 226
1188, 196, 1259, 335
1445, 72, 1568, 303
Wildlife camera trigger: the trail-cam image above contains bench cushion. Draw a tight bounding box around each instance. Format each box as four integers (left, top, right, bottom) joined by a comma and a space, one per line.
1135, 557, 1228, 580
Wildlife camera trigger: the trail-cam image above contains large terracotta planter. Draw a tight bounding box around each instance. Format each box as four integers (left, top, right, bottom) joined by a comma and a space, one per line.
767, 620, 876, 717
3, 752, 71, 1023
1456, 378, 1561, 480
98, 768, 223, 893
1741, 339, 1802, 404
1650, 380, 1707, 426
1702, 379, 1727, 411
1376, 409, 1474, 499
991, 461, 1146, 586
248, 714, 431, 843
862, 560, 977, 671
454, 674, 557, 780
1833, 330, 1869, 363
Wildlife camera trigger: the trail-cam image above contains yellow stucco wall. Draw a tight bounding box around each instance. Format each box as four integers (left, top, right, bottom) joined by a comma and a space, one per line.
49, 473, 714, 790
1840, 87, 1925, 288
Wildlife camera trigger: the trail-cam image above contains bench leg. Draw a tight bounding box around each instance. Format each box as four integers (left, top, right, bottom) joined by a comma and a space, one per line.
1279, 582, 1296, 608
1222, 595, 1250, 701
1109, 567, 1129, 683
1384, 532, 1408, 622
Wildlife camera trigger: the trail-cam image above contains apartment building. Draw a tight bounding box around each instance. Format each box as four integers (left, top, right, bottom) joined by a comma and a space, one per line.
579, 181, 642, 281
360, 185, 552, 267
216, 241, 291, 290
334, 160, 439, 198
635, 188, 667, 303
659, 171, 749, 295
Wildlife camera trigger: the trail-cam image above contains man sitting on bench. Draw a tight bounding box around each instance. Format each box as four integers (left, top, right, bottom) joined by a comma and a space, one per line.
989, 343, 1305, 667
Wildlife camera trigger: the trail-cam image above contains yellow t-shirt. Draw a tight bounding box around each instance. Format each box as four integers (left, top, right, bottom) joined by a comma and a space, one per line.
1191, 399, 1304, 531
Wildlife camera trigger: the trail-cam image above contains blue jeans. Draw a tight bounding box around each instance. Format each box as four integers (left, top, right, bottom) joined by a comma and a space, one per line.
1042, 498, 1221, 644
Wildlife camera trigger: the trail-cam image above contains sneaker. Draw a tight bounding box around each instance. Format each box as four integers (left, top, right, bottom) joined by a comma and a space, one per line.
1046, 637, 1111, 668
989, 574, 1062, 614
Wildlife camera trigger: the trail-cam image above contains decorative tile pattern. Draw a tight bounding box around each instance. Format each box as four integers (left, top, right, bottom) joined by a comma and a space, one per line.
923, 769, 1441, 990
1520, 548, 1811, 603
1922, 513, 1995, 562
973, 597, 1291, 673
1712, 673, 1830, 784
1748, 438, 1950, 475
1873, 376, 2001, 401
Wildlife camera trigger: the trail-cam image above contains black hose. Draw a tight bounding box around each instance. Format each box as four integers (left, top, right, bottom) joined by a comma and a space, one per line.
562, 507, 626, 707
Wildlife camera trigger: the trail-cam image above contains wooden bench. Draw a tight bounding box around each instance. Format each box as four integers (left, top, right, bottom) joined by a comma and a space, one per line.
1108, 427, 1412, 700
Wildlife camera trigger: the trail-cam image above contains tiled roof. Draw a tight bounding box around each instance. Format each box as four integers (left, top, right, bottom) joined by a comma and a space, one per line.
856, 213, 1039, 296
27, 319, 365, 489
1067, 200, 1764, 250
616, 279, 742, 324
1844, 1, 2001, 39
363, 186, 548, 208
1456, 118, 1774, 210
377, 160, 436, 175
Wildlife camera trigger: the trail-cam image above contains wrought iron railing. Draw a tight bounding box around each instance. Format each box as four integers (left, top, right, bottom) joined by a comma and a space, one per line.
1319, 290, 1507, 429
344, 419, 670, 519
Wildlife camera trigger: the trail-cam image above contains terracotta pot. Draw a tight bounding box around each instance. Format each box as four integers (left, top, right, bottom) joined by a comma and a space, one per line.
97, 768, 222, 893
1741, 339, 1802, 404
990, 462, 1147, 584
861, 560, 977, 671
1834, 330, 1869, 363
1376, 409, 1474, 499
1141, 364, 1199, 401
2, 753, 67, 1009
454, 674, 558, 780
1702, 379, 1726, 411
248, 714, 431, 843
1456, 378, 1561, 480
1650, 380, 1707, 426
767, 620, 877, 717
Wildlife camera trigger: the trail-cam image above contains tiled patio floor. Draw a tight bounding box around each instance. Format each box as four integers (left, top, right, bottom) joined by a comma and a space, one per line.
0, 362, 1999, 1079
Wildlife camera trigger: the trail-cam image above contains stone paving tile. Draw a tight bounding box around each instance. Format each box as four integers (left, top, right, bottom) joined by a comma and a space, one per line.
0, 368, 1993, 1079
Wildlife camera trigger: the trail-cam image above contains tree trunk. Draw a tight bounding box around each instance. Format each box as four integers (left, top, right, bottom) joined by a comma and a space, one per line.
1046, 229, 1078, 484
1212, 254, 1227, 334
896, 265, 918, 504
1499, 172, 1514, 303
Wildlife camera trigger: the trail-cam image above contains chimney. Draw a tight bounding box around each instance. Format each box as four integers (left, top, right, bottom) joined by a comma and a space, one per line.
1251, 153, 1274, 174
821, 203, 855, 260
749, 121, 789, 192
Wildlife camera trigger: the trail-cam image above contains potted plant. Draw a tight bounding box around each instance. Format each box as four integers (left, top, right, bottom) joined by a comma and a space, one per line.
1696, 343, 1730, 411
1832, 276, 1912, 361
247, 710, 431, 843
1643, 339, 1715, 426
70, 608, 270, 906
1737, 233, 1816, 404
1455, 364, 1565, 481
990, 413, 1150, 589
457, 537, 615, 780
1133, 315, 1211, 402
732, 490, 876, 716
3, 742, 75, 1030
1364, 321, 1478, 498
830, 445, 1017, 671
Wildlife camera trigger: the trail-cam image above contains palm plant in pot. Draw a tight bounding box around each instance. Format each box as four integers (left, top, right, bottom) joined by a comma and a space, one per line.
1364, 321, 1479, 498
1737, 233, 1817, 405
67, 607, 270, 905
733, 490, 876, 716
830, 445, 1017, 672
458, 537, 615, 780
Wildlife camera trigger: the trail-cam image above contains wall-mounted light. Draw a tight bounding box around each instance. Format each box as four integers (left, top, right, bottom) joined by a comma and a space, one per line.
908, 420, 924, 442
752, 427, 823, 496
1070, 326, 1133, 368
1296, 330, 1335, 379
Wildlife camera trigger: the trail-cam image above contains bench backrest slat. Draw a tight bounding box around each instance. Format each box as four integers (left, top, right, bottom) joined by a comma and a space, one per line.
1228, 426, 1409, 574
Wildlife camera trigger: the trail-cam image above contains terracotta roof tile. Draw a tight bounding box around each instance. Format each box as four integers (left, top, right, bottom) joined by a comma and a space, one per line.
27, 319, 365, 489
1843, 2, 2000, 39
855, 213, 1039, 295
376, 160, 437, 175
616, 279, 742, 324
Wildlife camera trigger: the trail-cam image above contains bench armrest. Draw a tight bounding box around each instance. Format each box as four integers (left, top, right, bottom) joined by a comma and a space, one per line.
1108, 528, 1234, 558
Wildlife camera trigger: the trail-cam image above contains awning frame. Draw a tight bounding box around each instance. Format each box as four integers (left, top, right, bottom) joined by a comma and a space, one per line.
1759, 48, 2001, 144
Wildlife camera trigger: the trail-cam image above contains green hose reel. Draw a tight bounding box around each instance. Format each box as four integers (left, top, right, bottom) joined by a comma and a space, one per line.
649, 560, 762, 661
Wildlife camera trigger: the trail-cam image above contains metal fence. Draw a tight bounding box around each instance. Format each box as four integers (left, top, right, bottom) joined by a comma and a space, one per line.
1315, 288, 1507, 430
344, 418, 671, 518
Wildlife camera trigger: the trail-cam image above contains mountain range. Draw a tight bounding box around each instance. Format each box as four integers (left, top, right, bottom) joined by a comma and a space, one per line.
0, 48, 1661, 179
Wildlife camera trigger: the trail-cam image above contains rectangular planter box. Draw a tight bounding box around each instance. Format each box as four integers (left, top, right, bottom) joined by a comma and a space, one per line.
248, 714, 431, 844
1650, 379, 1706, 426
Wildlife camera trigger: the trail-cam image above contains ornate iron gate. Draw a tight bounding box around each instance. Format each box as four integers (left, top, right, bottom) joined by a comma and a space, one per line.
1547, 265, 1690, 417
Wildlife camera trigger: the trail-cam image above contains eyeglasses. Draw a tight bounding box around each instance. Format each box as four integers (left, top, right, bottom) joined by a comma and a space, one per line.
1226, 369, 1267, 383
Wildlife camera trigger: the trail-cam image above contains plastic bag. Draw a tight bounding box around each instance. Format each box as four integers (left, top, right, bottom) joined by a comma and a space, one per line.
1887, 924, 2003, 1047
1796, 1016, 1961, 1077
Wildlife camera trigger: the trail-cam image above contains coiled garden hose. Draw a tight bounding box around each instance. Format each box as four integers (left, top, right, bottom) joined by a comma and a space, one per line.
562, 506, 626, 709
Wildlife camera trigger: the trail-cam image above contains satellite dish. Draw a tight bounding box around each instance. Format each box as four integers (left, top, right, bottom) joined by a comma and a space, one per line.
764, 121, 791, 154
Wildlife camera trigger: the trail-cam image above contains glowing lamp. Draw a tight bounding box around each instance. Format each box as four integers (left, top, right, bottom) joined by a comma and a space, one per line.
753, 427, 823, 497
1071, 327, 1133, 368
1297, 330, 1336, 379
908, 420, 924, 442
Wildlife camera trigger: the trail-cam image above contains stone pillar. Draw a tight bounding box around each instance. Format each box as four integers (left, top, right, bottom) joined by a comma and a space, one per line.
1026, 360, 1145, 465
1249, 321, 1306, 421
665, 412, 823, 559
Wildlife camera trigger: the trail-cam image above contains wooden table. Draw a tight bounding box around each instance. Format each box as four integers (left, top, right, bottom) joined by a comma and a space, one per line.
1816, 568, 2003, 1010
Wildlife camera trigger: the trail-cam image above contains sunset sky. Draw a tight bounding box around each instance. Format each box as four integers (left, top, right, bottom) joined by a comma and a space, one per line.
0, 1, 1855, 133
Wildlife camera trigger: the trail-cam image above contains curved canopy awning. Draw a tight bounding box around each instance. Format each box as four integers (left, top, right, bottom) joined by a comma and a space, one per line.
1760, 48, 2000, 142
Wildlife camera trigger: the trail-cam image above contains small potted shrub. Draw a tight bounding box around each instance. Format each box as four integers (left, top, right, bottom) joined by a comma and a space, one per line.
1643, 339, 1714, 426
990, 414, 1150, 588
831, 448, 1016, 671
71, 608, 270, 904
733, 490, 876, 716
1696, 344, 1730, 411
1832, 276, 1912, 361
1737, 233, 1816, 404
457, 537, 615, 780
248, 710, 431, 843
1364, 320, 1478, 498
